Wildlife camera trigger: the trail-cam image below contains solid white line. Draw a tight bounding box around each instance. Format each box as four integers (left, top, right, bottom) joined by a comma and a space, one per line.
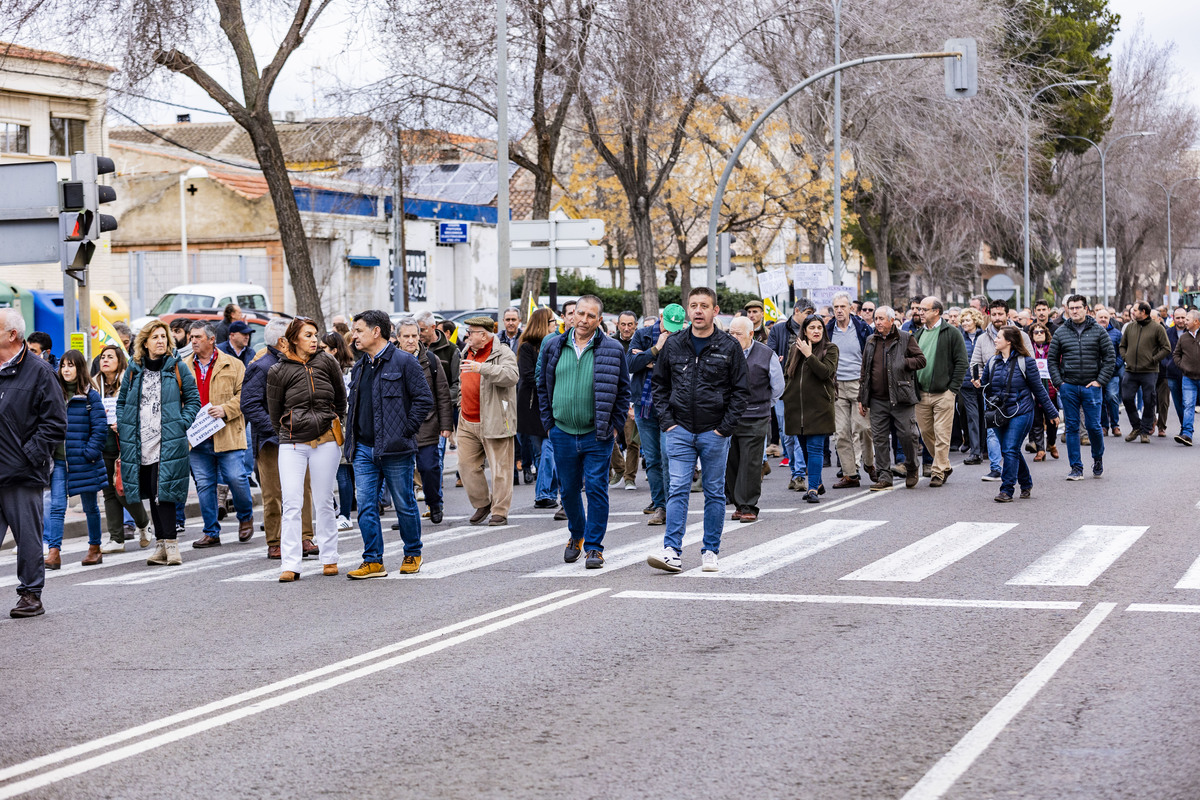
900, 602, 1115, 800
1007, 526, 1147, 586
1127, 603, 1200, 613
682, 519, 886, 579
0, 589, 590, 793
525, 522, 706, 578
841, 522, 1018, 583
611, 590, 1081, 610
794, 489, 870, 515
1174, 554, 1200, 589
407, 522, 634, 579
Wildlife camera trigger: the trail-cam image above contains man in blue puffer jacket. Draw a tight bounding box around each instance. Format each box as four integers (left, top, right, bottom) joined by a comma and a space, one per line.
537, 295, 631, 569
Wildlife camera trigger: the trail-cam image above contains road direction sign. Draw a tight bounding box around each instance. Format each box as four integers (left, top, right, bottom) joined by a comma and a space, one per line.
0, 161, 60, 266
511, 219, 604, 242
511, 247, 605, 269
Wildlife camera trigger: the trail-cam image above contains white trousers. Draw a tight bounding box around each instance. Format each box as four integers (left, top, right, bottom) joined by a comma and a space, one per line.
278, 440, 340, 573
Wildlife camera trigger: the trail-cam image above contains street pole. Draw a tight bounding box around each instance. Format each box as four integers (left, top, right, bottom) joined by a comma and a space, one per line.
707, 49, 963, 289
1058, 132, 1156, 306
1152, 177, 1200, 306
830, 0, 842, 286
180, 174, 189, 285
1022, 80, 1094, 308
496, 0, 511, 311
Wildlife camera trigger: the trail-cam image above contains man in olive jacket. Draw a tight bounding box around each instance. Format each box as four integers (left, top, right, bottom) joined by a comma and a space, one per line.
857, 306, 926, 490
912, 297, 968, 487
1120, 301, 1172, 442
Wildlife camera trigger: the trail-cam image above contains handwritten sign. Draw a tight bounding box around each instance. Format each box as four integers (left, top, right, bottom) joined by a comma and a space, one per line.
102, 397, 117, 426
187, 404, 225, 447
791, 264, 828, 289
809, 285, 857, 309
757, 267, 789, 299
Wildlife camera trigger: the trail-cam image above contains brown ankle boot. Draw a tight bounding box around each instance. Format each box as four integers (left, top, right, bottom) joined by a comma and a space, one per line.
44, 547, 61, 570
81, 545, 103, 566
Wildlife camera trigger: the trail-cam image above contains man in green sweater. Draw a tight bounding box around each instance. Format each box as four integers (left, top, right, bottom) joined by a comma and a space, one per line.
914, 296, 969, 487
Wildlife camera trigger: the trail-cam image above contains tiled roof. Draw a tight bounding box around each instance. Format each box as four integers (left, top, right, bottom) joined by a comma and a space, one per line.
109, 117, 374, 167
0, 41, 116, 73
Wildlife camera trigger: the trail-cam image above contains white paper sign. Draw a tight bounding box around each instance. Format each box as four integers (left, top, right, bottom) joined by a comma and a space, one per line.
187, 404, 226, 447
792, 263, 828, 288
757, 267, 789, 299
102, 397, 117, 425
809, 285, 857, 309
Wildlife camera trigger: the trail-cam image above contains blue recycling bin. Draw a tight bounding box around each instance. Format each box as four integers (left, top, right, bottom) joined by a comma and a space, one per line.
29, 290, 66, 355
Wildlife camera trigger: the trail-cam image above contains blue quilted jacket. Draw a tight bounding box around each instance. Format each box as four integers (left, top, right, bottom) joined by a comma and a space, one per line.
343, 342, 434, 460
63, 388, 109, 495
537, 329, 631, 441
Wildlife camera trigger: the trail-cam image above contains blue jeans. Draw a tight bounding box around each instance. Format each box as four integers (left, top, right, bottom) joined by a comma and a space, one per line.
1059, 382, 1104, 470
1169, 377, 1184, 426
1100, 369, 1122, 429
798, 434, 828, 491
548, 427, 613, 552
664, 427, 730, 554
243, 422, 256, 481
532, 435, 559, 502
336, 463, 355, 517
353, 443, 420, 562
986, 427, 1001, 473
998, 411, 1034, 495
774, 399, 805, 478
188, 438, 254, 538
1181, 377, 1200, 438
636, 411, 670, 510
43, 460, 101, 547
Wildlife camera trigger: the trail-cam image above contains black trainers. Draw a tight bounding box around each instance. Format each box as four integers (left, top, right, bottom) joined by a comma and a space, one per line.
584, 550, 604, 569
429, 507, 443, 524
1067, 467, 1084, 481
1092, 458, 1103, 478
564, 538, 584, 563
534, 498, 558, 509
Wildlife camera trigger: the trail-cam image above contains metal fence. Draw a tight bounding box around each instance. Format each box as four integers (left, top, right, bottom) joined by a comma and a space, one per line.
127, 251, 274, 316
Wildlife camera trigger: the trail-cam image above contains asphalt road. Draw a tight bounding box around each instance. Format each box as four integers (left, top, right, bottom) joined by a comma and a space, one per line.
3, 434, 1199, 800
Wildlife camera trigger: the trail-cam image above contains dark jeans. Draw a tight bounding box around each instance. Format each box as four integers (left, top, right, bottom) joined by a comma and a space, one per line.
188, 438, 253, 538
1122, 371, 1158, 435
336, 463, 355, 518
1059, 383, 1104, 470
139, 462, 178, 540
548, 427, 613, 553
103, 453, 148, 539
798, 434, 829, 493
998, 411, 1034, 495
0, 484, 46, 597
725, 416, 770, 513
1030, 390, 1058, 451
416, 442, 443, 510
635, 411, 670, 511
959, 387, 983, 459
44, 460, 101, 548
353, 443, 420, 562
869, 403, 918, 484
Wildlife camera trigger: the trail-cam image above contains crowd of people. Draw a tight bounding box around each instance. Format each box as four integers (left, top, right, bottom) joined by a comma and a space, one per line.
1, 287, 1195, 617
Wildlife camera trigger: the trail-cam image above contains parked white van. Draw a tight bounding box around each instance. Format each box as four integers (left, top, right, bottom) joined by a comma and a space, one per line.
132, 283, 271, 333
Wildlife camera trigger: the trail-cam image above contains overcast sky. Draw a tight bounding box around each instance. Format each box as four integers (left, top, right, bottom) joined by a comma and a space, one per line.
121, 1, 1200, 133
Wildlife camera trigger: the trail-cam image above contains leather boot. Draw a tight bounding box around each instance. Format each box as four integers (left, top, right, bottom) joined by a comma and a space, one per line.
44, 547, 61, 570
81, 545, 103, 566
146, 540, 168, 566
165, 539, 183, 566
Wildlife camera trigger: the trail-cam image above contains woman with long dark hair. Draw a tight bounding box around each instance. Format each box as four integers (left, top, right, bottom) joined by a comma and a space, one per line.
94, 344, 151, 552
42, 351, 108, 568
117, 320, 202, 566
267, 317, 347, 581
782, 315, 839, 504
323, 331, 356, 529
516, 308, 559, 508
983, 327, 1059, 502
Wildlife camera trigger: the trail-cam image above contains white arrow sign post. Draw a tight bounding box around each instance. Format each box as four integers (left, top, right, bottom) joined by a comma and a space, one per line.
511, 218, 606, 311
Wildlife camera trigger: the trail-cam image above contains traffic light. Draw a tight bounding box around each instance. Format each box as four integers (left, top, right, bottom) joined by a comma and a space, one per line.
59, 154, 117, 281
718, 232, 736, 277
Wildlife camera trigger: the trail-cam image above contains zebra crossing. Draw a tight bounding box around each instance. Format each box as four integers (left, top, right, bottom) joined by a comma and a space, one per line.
8, 512, 1187, 591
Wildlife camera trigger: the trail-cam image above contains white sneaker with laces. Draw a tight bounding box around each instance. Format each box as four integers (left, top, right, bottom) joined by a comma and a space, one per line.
336, 515, 353, 531
701, 551, 719, 572
647, 548, 682, 573
100, 539, 125, 554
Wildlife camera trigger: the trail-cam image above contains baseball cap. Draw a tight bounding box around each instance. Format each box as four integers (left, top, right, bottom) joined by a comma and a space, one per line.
228, 320, 253, 336
661, 304, 686, 332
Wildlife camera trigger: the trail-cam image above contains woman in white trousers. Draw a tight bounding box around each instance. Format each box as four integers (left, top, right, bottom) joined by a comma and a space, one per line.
266, 318, 348, 581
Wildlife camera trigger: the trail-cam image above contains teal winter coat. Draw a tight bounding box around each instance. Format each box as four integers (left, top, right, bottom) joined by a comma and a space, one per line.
116, 355, 201, 504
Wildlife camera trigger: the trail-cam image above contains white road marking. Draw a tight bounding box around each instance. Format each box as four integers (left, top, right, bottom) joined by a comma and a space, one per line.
841, 522, 1018, 583
524, 522, 707, 577
1127, 603, 1200, 613
681, 519, 887, 579
612, 590, 1080, 611
80, 550, 264, 585
0, 589, 607, 798
795, 489, 870, 515
819, 490, 884, 513
1173, 554, 1200, 589
406, 522, 635, 579
1006, 525, 1147, 586
900, 603, 1116, 800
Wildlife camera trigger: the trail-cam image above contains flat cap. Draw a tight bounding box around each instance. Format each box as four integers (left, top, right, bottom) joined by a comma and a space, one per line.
464, 316, 496, 333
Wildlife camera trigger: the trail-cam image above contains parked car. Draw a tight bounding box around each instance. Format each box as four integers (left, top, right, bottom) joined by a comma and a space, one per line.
132, 282, 271, 333
160, 312, 271, 353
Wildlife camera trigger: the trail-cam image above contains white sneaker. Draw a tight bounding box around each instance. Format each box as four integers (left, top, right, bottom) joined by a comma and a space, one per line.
647, 548, 682, 573
336, 515, 353, 531
416, 489, 425, 502
701, 551, 719, 572
624, 479, 636, 491
137, 526, 151, 548
100, 539, 125, 554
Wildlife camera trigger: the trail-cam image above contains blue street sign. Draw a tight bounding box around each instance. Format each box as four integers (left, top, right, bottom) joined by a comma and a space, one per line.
438, 222, 469, 244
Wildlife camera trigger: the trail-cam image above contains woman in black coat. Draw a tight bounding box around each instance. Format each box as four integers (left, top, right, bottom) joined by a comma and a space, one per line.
516, 308, 557, 506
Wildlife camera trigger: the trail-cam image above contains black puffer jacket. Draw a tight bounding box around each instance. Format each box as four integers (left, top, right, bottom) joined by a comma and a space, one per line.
651, 326, 749, 436
1047, 316, 1116, 388
266, 351, 347, 444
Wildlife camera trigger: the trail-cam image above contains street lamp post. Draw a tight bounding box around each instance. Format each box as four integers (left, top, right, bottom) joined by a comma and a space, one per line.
830, 0, 843, 286
1022, 80, 1094, 307
1058, 131, 1157, 306
180, 165, 209, 284
1151, 177, 1200, 305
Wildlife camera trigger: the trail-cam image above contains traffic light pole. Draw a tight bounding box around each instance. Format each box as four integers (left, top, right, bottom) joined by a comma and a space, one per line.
705, 49, 965, 291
